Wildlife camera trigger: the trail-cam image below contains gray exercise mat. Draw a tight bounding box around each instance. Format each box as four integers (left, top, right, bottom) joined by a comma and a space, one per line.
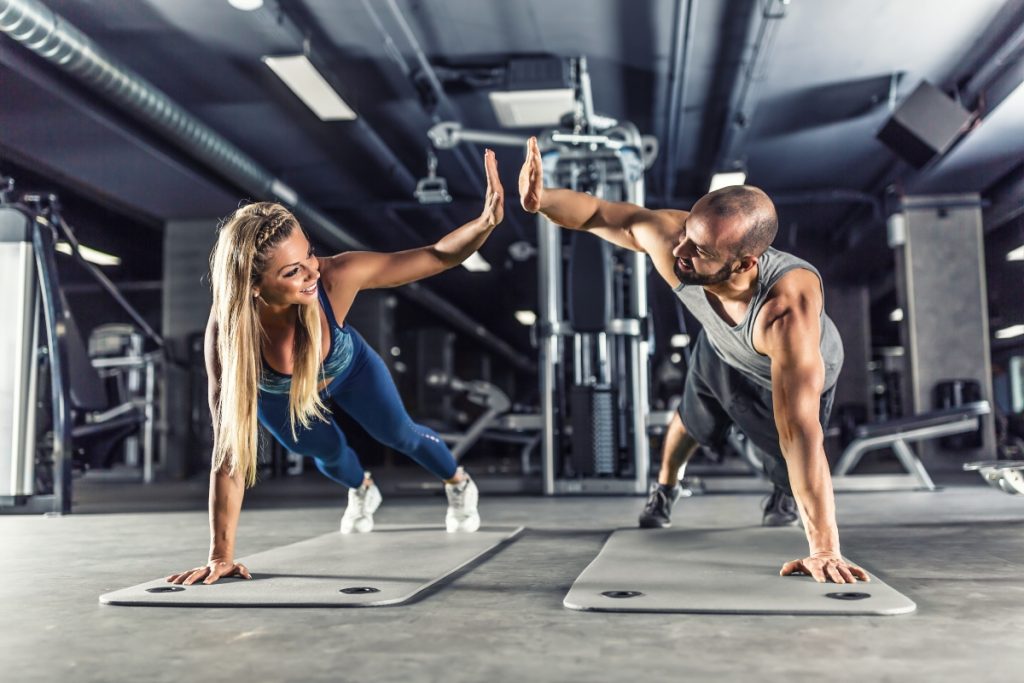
100, 525, 522, 607
564, 527, 915, 615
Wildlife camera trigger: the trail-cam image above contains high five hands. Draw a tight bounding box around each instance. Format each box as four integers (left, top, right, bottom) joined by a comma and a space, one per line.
480, 148, 505, 228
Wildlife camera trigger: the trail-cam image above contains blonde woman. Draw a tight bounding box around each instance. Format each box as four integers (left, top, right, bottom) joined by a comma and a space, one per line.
167, 151, 504, 586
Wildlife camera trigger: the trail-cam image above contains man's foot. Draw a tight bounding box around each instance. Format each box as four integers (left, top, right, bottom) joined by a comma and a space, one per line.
445, 467, 480, 533
762, 486, 800, 527
340, 474, 382, 534
639, 483, 682, 528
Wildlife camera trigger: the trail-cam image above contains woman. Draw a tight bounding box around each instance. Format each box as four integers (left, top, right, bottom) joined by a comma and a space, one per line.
167, 150, 504, 586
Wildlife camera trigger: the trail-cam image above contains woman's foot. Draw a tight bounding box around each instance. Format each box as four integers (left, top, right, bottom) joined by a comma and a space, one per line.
444, 467, 480, 533
340, 473, 382, 534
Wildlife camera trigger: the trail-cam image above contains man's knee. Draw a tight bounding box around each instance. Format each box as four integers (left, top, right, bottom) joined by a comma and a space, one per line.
666, 412, 700, 458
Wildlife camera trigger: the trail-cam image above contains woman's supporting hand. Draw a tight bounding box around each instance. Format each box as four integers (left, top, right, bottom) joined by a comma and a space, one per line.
479, 148, 504, 227
518, 136, 544, 213
166, 558, 252, 586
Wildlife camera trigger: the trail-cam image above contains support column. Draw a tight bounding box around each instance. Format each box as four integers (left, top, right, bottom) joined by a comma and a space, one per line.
890, 194, 996, 470
825, 286, 872, 414
162, 219, 218, 480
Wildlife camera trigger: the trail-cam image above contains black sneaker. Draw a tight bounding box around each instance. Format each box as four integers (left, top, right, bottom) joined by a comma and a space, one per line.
762, 486, 800, 527
639, 483, 682, 528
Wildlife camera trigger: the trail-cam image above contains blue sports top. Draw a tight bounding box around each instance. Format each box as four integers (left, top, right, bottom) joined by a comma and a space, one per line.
258, 283, 353, 394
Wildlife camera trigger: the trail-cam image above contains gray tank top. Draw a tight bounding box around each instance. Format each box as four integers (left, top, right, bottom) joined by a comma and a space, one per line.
672, 247, 844, 390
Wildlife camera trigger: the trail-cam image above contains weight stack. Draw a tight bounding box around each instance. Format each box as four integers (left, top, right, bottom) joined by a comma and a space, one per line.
570, 384, 617, 476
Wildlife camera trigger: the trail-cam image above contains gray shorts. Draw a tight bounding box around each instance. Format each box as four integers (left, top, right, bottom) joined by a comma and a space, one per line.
677, 331, 837, 493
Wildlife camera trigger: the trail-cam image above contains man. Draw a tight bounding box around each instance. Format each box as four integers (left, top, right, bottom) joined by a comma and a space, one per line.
519, 137, 867, 584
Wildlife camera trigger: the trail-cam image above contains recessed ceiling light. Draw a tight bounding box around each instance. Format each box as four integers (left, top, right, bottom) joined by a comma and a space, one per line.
461, 251, 491, 272
262, 55, 357, 121
515, 310, 537, 326
489, 89, 575, 128
889, 308, 904, 322
56, 241, 121, 267
708, 171, 747, 192
228, 0, 264, 11
996, 324, 1024, 340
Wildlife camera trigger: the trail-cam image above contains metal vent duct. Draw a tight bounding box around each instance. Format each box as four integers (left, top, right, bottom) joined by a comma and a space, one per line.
0, 0, 532, 371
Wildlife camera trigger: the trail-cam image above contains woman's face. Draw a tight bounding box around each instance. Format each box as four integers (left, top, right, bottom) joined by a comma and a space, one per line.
253, 228, 319, 306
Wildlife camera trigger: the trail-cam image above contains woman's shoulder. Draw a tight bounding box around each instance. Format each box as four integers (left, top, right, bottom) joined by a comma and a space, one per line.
317, 254, 359, 321
318, 252, 362, 283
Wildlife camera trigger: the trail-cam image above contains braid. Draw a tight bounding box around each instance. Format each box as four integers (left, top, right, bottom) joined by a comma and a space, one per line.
243, 203, 298, 283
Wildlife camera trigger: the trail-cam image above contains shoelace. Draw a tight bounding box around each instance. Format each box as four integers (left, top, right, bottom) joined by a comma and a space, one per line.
448, 480, 469, 506
645, 488, 669, 513
351, 486, 373, 514
764, 489, 794, 513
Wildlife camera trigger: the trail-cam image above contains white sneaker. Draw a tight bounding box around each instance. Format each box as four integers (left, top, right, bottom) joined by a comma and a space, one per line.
444, 467, 480, 533
340, 474, 382, 534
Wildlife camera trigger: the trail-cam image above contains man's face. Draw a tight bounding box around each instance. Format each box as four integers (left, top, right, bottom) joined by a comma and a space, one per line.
670, 208, 740, 286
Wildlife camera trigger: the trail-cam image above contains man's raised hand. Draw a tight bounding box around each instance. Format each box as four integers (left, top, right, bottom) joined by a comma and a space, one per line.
518, 136, 544, 213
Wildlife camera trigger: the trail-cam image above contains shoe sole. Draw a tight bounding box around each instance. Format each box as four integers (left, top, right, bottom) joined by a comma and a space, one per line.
638, 519, 671, 529
761, 518, 800, 528
446, 513, 481, 533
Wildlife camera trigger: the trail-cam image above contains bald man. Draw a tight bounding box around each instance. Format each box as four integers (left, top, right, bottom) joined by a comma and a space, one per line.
519, 138, 867, 583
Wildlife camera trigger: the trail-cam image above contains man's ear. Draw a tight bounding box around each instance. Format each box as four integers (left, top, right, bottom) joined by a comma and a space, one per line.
734, 255, 757, 274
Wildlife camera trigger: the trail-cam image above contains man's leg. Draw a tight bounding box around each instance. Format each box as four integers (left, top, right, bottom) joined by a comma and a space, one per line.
640, 332, 732, 529
657, 412, 702, 486
640, 412, 701, 528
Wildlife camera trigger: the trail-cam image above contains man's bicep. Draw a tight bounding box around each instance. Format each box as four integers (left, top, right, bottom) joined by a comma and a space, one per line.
767, 310, 825, 431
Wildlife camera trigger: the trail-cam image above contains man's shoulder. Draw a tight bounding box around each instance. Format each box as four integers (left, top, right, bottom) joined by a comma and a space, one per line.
759, 268, 823, 325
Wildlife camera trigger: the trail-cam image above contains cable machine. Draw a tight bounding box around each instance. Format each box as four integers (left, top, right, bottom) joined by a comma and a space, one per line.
0, 182, 162, 514
428, 57, 658, 494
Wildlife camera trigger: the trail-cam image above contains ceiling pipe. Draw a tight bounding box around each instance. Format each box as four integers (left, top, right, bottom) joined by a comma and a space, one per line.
654, 189, 884, 225
962, 19, 1024, 107
361, 0, 486, 195
0, 0, 533, 371
711, 0, 788, 179
661, 0, 697, 201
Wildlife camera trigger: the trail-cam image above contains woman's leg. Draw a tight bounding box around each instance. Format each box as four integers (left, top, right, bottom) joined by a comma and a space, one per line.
257, 395, 365, 489
330, 347, 478, 531
330, 351, 459, 482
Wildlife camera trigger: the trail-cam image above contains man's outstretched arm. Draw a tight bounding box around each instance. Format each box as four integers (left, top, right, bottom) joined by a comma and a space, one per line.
519, 136, 684, 285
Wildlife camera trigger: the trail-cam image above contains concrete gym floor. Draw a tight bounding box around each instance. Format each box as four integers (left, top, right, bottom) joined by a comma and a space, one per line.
3, 473, 1023, 682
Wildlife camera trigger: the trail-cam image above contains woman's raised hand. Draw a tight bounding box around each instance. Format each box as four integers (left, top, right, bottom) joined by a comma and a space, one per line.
479, 148, 505, 228
166, 558, 252, 586
518, 136, 544, 213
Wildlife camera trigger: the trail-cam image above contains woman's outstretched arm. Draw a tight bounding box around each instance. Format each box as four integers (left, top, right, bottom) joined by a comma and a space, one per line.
324, 149, 504, 291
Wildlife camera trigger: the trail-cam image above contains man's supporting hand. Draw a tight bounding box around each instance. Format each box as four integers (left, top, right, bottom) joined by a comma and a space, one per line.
780, 552, 871, 584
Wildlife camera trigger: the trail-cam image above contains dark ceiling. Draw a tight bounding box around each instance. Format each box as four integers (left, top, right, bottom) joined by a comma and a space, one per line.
1, 0, 1022, 359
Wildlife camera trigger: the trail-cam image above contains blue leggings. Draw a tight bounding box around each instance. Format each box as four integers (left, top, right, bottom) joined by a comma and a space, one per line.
257, 327, 457, 489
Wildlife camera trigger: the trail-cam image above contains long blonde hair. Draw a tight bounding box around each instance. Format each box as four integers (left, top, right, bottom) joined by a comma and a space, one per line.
208, 202, 328, 486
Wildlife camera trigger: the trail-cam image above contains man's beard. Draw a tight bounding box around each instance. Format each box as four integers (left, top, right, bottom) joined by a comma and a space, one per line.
673, 258, 736, 286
